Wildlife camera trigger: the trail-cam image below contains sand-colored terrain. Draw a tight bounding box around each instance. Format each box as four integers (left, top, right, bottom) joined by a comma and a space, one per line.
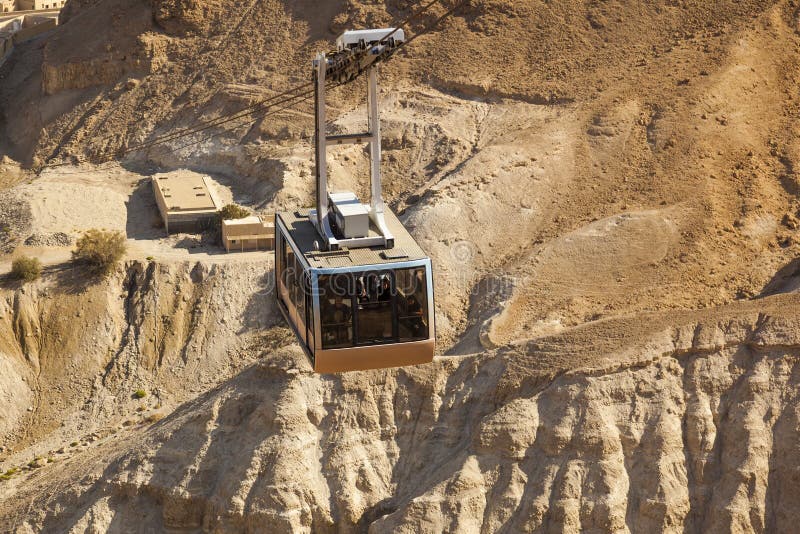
1, 0, 800, 532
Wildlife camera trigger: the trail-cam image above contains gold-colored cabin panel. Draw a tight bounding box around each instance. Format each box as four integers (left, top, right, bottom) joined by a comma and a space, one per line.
314, 339, 435, 373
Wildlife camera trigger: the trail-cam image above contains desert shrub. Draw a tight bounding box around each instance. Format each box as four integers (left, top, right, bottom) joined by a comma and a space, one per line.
134, 389, 147, 399
11, 256, 42, 282
146, 412, 166, 424
0, 467, 18, 480
215, 204, 250, 245
218, 204, 250, 221
72, 229, 126, 275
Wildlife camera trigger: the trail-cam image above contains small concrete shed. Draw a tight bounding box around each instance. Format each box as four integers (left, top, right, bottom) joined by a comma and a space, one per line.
221, 216, 274, 252
151, 171, 221, 234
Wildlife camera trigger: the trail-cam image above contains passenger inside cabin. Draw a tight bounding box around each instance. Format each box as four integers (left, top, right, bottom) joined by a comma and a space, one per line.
322, 295, 352, 345
378, 277, 391, 301
329, 296, 351, 323
356, 279, 368, 304
405, 295, 424, 337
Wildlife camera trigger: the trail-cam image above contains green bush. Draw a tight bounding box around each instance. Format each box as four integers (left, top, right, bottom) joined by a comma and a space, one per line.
218, 204, 250, 221
11, 256, 42, 282
72, 229, 127, 275
1, 467, 18, 480
216, 204, 250, 245
134, 389, 147, 399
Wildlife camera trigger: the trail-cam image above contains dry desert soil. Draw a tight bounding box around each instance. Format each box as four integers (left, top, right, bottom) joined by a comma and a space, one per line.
2, 0, 800, 532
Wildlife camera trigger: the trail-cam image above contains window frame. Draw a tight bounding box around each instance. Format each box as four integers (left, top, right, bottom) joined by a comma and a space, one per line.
311, 259, 433, 351
395, 266, 430, 342
317, 273, 356, 350
275, 219, 316, 359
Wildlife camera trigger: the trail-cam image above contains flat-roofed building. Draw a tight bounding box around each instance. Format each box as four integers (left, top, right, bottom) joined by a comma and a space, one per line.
16, 0, 64, 10
221, 216, 274, 252
151, 171, 221, 234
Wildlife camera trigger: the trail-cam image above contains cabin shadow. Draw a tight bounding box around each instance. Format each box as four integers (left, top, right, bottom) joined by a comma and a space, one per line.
760, 257, 800, 297
357, 497, 398, 531
238, 269, 279, 335
284, 0, 346, 43
446, 274, 514, 356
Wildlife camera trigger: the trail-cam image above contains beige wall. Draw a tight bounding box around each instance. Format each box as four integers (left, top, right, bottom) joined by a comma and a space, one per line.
221, 218, 275, 252
15, 0, 63, 10
223, 237, 274, 253
0, 13, 57, 68
12, 15, 53, 41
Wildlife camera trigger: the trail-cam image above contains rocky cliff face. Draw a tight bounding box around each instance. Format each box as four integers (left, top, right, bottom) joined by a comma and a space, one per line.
0, 259, 277, 453
2, 296, 800, 533
2, 0, 800, 532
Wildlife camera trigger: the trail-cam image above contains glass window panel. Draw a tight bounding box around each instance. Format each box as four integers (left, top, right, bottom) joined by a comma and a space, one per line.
293, 255, 304, 325
397, 267, 429, 341
282, 239, 293, 292
355, 272, 394, 344
305, 274, 313, 350
275, 231, 283, 288
319, 274, 354, 349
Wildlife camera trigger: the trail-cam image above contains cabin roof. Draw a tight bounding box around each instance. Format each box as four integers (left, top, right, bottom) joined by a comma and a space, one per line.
277, 208, 428, 269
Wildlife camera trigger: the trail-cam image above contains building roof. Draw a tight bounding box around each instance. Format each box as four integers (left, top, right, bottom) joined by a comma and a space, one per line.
277, 208, 429, 269
224, 215, 261, 226
152, 172, 220, 213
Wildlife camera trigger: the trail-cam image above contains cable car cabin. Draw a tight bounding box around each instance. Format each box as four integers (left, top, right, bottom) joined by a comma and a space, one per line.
275, 208, 434, 373
278, 30, 434, 372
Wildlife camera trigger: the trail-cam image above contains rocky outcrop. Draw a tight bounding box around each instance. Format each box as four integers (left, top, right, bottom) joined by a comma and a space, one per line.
41, 58, 129, 95
0, 258, 276, 451
3, 302, 800, 533
151, 0, 227, 36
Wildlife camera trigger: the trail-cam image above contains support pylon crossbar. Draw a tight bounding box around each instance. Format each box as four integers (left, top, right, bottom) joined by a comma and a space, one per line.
309, 51, 394, 251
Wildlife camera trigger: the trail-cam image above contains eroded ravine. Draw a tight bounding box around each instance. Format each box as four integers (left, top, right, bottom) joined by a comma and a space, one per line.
3, 296, 800, 533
